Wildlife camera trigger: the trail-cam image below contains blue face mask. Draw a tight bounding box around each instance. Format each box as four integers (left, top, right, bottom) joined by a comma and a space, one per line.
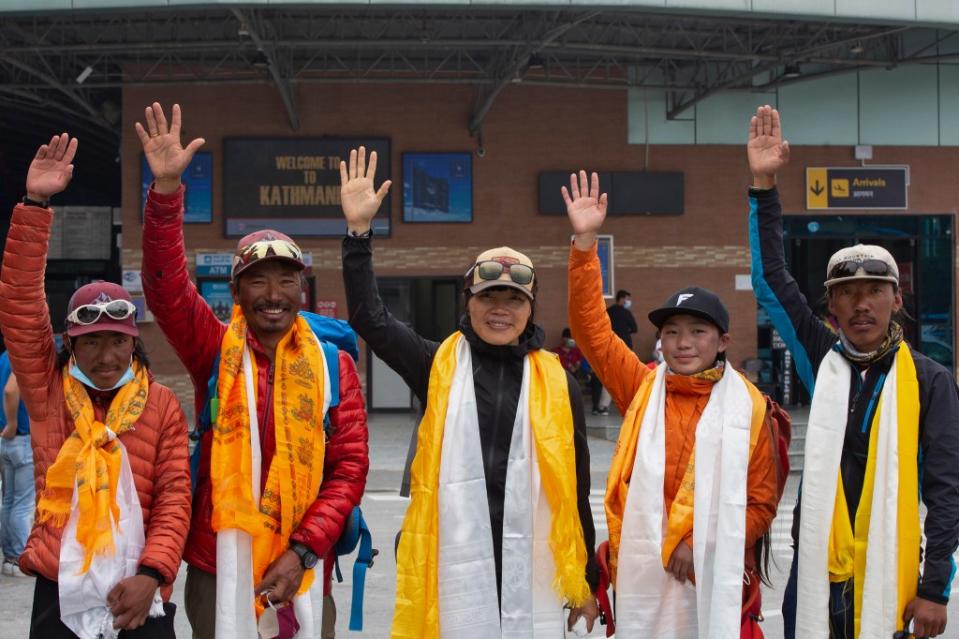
69, 360, 135, 392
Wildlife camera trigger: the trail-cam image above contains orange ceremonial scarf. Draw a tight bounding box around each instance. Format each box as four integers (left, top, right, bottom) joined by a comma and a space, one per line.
37, 361, 150, 573
210, 306, 327, 614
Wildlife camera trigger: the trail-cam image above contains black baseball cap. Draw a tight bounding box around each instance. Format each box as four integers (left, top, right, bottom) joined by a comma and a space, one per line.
647, 286, 730, 334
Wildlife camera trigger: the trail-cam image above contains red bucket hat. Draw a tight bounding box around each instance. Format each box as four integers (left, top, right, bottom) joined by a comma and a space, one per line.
232, 229, 306, 280
65, 282, 139, 338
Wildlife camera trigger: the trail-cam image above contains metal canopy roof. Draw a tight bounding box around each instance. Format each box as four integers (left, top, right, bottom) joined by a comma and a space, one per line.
0, 6, 955, 204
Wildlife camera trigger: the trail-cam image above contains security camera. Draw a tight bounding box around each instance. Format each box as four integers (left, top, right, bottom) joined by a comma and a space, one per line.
476, 146, 486, 158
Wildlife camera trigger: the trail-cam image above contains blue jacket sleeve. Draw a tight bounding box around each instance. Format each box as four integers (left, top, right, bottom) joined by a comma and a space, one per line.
748, 186, 837, 393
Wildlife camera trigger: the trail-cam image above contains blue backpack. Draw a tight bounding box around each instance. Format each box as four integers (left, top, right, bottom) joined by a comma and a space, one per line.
190, 311, 374, 631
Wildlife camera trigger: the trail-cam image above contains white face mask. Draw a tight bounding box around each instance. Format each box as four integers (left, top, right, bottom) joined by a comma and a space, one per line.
564, 338, 576, 348
69, 357, 135, 391
623, 299, 633, 309
258, 597, 279, 639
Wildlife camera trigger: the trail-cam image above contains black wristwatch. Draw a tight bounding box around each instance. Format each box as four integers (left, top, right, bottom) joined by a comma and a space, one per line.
22, 195, 49, 208
290, 542, 319, 569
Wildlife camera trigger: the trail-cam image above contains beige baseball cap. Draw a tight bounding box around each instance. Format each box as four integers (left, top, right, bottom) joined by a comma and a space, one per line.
467, 247, 536, 300
824, 244, 899, 289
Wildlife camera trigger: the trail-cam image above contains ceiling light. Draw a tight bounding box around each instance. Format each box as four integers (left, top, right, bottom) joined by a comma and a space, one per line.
783, 64, 802, 79
252, 50, 270, 68
850, 41, 865, 54
76, 65, 93, 84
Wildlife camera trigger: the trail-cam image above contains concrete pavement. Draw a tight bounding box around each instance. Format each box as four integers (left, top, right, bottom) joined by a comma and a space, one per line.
1, 409, 957, 637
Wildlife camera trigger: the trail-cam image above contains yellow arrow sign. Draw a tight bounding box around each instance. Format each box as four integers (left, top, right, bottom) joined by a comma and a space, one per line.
806, 167, 828, 209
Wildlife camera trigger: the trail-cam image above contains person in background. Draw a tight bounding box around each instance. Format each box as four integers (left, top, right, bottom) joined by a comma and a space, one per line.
0, 350, 33, 577
607, 289, 638, 350
553, 328, 585, 378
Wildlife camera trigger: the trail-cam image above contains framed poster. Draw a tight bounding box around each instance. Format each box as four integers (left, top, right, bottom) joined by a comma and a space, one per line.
141, 152, 213, 223
402, 152, 472, 223
223, 138, 391, 238
597, 235, 614, 299
199, 280, 233, 322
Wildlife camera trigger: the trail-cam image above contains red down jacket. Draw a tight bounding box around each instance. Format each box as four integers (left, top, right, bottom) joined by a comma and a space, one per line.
141, 185, 370, 576
0, 204, 192, 599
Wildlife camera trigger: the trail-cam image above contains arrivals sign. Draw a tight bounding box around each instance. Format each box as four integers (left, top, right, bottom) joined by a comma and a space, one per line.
223, 138, 391, 238
806, 166, 908, 210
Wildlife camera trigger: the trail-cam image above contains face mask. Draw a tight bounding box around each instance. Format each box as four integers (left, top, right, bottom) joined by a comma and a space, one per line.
258, 603, 279, 639
564, 338, 576, 348
623, 299, 633, 309
69, 358, 135, 392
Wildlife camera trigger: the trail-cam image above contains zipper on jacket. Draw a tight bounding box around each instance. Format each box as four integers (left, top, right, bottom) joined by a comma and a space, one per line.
486, 359, 507, 471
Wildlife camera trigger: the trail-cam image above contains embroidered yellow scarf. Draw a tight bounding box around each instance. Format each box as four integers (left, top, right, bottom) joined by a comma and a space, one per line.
827, 345, 920, 637
210, 306, 326, 614
392, 332, 590, 638
37, 361, 149, 573
605, 368, 766, 584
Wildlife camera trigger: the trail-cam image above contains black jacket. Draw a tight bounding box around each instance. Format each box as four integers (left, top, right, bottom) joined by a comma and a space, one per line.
749, 186, 959, 604
606, 304, 637, 350
342, 235, 599, 596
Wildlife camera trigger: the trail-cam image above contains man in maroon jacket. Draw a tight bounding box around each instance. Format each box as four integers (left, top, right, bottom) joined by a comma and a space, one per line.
138, 102, 369, 639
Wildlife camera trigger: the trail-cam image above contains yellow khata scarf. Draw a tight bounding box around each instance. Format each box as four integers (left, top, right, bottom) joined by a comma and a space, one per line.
37, 361, 150, 573
826, 345, 920, 637
210, 306, 326, 614
392, 332, 591, 638
605, 368, 766, 584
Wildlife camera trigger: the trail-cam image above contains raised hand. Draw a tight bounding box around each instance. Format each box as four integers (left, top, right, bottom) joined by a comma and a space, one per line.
26, 133, 78, 202
747, 105, 790, 188
339, 146, 391, 234
562, 170, 608, 251
135, 102, 205, 194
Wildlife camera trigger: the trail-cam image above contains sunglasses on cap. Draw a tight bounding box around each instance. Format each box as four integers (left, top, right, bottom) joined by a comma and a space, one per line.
471, 260, 535, 286
828, 259, 894, 281
66, 299, 137, 325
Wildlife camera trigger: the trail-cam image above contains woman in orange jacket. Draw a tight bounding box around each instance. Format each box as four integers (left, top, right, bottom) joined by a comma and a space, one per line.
563, 171, 785, 638
0, 134, 191, 638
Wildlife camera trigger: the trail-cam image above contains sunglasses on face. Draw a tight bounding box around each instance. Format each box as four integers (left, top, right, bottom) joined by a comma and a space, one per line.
828, 259, 893, 281
471, 260, 535, 286
66, 299, 137, 325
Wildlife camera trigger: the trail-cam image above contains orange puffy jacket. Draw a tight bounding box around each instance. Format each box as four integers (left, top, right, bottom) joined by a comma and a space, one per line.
568, 243, 779, 552
0, 204, 192, 599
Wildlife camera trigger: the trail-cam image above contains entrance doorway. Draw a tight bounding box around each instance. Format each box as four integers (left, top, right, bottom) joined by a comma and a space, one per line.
367, 277, 462, 411
757, 214, 953, 406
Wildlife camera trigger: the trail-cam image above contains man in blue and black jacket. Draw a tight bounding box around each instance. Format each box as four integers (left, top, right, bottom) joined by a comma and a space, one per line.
746, 104, 959, 639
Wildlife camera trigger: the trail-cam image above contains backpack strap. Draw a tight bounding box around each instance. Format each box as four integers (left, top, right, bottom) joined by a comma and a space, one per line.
190, 352, 221, 494
348, 511, 376, 632
320, 340, 340, 411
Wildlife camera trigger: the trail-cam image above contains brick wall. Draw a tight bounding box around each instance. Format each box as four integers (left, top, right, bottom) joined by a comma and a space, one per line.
121, 82, 959, 398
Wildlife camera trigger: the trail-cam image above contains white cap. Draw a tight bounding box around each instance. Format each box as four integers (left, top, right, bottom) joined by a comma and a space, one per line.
824, 243, 899, 289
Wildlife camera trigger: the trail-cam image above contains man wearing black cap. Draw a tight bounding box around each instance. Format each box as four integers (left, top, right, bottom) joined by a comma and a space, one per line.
747, 104, 959, 639
564, 170, 785, 638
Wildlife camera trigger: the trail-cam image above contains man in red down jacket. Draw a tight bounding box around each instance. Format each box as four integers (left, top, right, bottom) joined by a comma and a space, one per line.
1, 133, 191, 638
138, 102, 369, 639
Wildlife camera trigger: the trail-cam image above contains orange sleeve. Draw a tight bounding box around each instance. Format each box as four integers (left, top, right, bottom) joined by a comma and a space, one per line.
568, 243, 648, 415
0, 204, 58, 424
744, 409, 779, 549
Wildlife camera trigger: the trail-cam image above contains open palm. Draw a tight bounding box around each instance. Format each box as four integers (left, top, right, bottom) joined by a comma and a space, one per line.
339, 146, 391, 228
26, 133, 78, 200
563, 170, 608, 236
135, 102, 205, 182
747, 105, 790, 177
